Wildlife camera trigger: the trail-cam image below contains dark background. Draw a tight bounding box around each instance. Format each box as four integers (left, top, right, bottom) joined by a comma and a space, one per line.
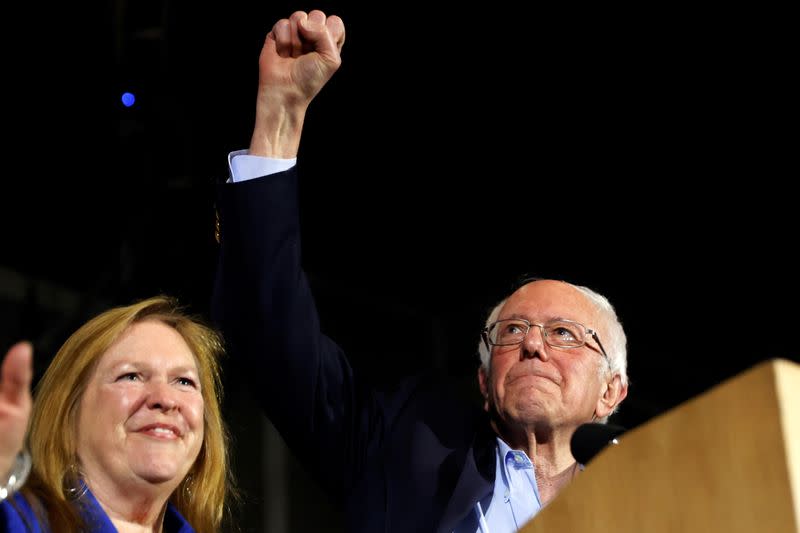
1, 2, 795, 531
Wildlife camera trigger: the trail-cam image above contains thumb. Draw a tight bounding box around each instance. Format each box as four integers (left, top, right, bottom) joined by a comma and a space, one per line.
1, 341, 33, 406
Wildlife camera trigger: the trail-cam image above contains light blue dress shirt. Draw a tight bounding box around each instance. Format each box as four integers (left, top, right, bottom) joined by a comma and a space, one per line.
453, 438, 542, 533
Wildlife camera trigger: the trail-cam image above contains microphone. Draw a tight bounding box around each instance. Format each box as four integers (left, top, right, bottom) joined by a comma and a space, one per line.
570, 422, 626, 465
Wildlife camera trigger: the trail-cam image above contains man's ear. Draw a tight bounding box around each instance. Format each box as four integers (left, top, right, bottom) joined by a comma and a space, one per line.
478, 366, 490, 412
595, 374, 628, 420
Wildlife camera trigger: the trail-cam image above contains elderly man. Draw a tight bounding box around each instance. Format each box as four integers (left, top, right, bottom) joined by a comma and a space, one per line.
212, 9, 628, 533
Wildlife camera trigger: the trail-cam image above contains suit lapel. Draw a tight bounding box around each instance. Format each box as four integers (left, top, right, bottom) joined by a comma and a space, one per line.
436, 421, 496, 533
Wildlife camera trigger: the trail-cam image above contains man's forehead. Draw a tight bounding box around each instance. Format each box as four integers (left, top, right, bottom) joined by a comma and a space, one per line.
502, 280, 599, 322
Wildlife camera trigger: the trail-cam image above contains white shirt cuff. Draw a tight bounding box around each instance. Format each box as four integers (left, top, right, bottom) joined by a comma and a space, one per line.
227, 149, 297, 183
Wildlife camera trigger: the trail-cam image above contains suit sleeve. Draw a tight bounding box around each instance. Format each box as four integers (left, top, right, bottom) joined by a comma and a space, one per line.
211, 169, 392, 498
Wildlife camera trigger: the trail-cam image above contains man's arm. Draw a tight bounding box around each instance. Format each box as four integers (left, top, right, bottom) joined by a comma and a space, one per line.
227, 10, 342, 181
213, 11, 390, 499
249, 9, 344, 158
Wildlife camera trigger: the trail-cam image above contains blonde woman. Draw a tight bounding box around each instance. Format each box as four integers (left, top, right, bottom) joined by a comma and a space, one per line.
1, 296, 234, 533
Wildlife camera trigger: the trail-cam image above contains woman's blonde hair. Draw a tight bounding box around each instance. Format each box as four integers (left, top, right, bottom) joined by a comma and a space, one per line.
23, 296, 233, 533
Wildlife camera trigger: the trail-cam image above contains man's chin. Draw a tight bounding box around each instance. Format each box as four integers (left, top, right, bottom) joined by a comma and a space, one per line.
492, 404, 552, 429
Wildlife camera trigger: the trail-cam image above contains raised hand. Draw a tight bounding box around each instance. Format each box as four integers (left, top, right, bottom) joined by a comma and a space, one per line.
250, 10, 345, 157
0, 342, 32, 479
261, 10, 345, 104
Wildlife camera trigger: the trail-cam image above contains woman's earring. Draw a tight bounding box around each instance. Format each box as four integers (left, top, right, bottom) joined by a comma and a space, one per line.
63, 463, 88, 501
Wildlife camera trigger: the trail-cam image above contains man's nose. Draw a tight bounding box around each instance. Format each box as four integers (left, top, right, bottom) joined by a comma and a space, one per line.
521, 324, 549, 361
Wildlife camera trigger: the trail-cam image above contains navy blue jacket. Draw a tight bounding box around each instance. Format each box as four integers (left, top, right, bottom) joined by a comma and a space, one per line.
212, 170, 496, 532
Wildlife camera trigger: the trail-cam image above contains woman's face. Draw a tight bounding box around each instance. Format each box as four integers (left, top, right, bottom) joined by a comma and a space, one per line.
76, 319, 205, 498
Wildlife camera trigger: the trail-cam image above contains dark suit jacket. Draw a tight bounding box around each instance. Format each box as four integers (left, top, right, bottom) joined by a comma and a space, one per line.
213, 169, 496, 532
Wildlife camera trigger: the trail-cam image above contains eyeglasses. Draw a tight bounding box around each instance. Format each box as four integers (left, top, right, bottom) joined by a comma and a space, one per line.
482, 318, 609, 362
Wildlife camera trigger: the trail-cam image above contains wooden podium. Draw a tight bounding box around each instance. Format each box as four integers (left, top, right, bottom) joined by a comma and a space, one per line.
522, 359, 800, 533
